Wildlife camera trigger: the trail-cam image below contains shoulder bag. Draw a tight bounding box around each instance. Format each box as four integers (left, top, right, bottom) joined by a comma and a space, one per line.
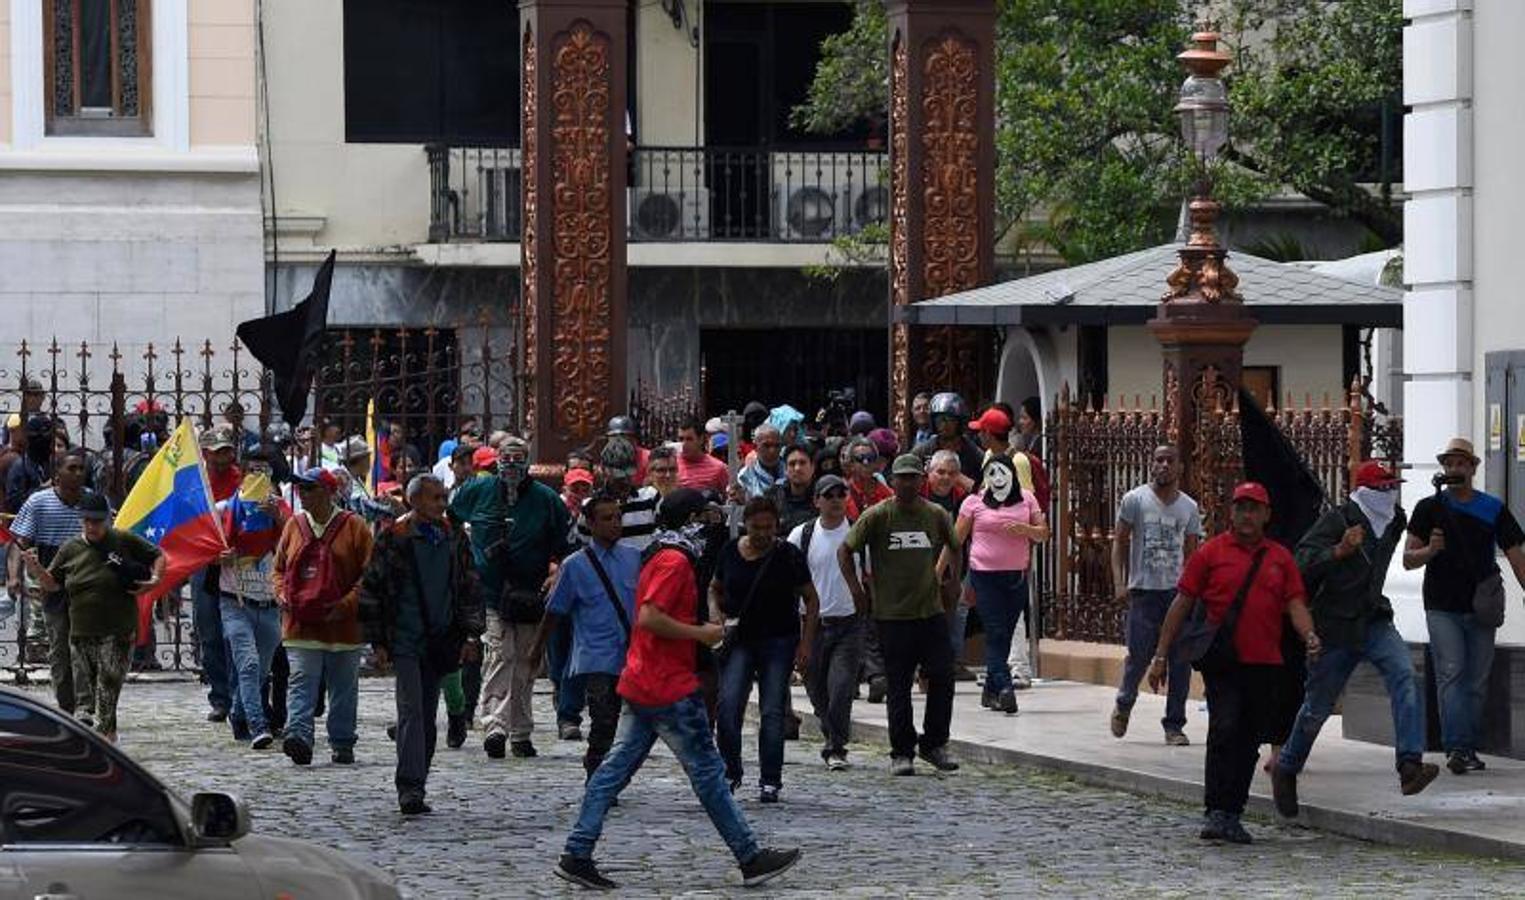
1174, 546, 1267, 674
716, 541, 778, 660
585, 548, 633, 638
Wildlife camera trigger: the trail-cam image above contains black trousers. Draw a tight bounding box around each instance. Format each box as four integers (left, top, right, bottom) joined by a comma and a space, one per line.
263, 646, 289, 733
878, 615, 955, 758
1202, 663, 1284, 816
581, 672, 622, 777
394, 655, 443, 799
808, 615, 864, 758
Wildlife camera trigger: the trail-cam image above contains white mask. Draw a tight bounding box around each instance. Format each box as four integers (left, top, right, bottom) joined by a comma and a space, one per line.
984, 464, 1013, 504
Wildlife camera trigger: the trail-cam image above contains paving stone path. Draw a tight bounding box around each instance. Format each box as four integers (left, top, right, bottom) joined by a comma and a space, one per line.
23, 678, 1525, 898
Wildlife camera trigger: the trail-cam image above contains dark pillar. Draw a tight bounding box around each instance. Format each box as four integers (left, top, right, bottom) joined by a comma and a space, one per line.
886, 0, 997, 441
520, 0, 629, 463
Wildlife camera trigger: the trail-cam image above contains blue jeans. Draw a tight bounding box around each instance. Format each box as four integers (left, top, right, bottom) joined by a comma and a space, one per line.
221, 598, 282, 736
285, 646, 362, 751
947, 602, 969, 661
716, 634, 796, 789
547, 619, 586, 726
1116, 588, 1190, 732
1426, 610, 1496, 753
192, 569, 231, 712
969, 570, 1029, 695
1278, 619, 1422, 774
564, 692, 760, 865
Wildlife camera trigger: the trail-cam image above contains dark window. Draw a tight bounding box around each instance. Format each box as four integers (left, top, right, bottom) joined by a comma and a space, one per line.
343, 0, 519, 144
1077, 326, 1108, 412
700, 328, 887, 427
1242, 366, 1281, 413
44, 0, 152, 137
0, 697, 180, 845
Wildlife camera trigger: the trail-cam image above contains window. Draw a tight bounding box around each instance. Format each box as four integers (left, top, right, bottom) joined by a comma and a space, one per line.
0, 697, 179, 845
343, 0, 520, 144
43, 0, 153, 137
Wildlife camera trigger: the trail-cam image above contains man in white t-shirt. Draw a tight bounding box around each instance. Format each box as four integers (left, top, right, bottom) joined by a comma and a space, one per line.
787, 474, 862, 770
1110, 445, 1203, 745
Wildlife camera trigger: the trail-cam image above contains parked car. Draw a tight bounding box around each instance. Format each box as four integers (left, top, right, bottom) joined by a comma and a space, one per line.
0, 686, 399, 900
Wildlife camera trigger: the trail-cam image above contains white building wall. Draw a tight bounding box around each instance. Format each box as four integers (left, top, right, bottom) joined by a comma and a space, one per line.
1105, 325, 1346, 407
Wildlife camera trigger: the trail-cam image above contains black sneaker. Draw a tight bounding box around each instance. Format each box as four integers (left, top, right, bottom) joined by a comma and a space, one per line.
484, 733, 507, 759
917, 745, 960, 772
250, 731, 274, 750
997, 689, 1018, 714
399, 796, 432, 816
1110, 703, 1130, 738
385, 723, 397, 742
1270, 764, 1299, 818
980, 691, 998, 710
282, 736, 312, 766
1399, 760, 1440, 796
1199, 810, 1227, 841
511, 739, 538, 758
759, 785, 780, 804
555, 854, 619, 891
1446, 751, 1469, 775
207, 707, 229, 724
866, 677, 887, 704
229, 717, 252, 742
740, 847, 801, 888
331, 748, 355, 765
1219, 814, 1253, 844
1466, 751, 1487, 771
447, 714, 468, 749
558, 721, 583, 741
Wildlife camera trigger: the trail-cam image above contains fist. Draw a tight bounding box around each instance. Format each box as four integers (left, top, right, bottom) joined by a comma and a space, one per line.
1335, 524, 1364, 558
1428, 528, 1446, 554
698, 621, 725, 647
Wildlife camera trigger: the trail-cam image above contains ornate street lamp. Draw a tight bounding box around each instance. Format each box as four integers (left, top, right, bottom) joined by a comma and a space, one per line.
1162, 29, 1240, 303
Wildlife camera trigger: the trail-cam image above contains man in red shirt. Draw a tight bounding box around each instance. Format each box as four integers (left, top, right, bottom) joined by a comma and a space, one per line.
1149, 482, 1319, 845
193, 425, 244, 722
676, 417, 731, 493
555, 489, 799, 891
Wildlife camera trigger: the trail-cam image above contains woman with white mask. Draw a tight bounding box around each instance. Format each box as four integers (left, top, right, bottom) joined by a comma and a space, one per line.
955, 456, 1048, 714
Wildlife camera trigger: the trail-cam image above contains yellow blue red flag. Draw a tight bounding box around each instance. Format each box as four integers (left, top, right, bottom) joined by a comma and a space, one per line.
117, 419, 228, 605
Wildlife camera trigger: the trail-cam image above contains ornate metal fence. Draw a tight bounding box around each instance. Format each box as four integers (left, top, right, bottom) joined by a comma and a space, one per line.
1037, 375, 1403, 645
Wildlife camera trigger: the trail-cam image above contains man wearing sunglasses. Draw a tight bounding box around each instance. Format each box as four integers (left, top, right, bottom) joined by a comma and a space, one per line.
843, 437, 891, 521
1268, 460, 1439, 818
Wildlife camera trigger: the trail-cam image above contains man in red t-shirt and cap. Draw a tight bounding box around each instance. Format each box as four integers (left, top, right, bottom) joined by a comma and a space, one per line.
555, 488, 799, 892
1149, 481, 1320, 845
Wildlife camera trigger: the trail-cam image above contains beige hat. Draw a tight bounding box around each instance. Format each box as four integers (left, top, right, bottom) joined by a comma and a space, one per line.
341, 435, 373, 462
1436, 437, 1479, 464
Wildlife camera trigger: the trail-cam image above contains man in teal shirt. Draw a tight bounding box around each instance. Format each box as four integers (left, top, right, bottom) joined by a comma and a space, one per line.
449, 436, 573, 759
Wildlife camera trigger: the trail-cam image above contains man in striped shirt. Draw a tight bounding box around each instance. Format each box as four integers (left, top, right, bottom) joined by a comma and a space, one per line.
11, 447, 94, 715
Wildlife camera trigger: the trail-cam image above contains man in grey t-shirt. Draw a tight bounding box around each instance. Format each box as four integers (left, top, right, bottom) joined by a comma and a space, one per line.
1109, 445, 1202, 744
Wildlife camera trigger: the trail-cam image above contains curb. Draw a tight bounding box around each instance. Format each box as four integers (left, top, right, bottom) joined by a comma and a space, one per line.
781, 704, 1525, 863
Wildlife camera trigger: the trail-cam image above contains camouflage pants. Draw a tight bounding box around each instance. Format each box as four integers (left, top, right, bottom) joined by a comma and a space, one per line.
71, 634, 131, 737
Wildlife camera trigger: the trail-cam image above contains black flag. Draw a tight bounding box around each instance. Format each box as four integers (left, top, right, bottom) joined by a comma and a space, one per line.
1237, 387, 1327, 546
237, 250, 335, 426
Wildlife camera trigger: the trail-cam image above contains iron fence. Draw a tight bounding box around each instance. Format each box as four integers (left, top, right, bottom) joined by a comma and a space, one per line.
425, 144, 890, 243
1036, 376, 1404, 645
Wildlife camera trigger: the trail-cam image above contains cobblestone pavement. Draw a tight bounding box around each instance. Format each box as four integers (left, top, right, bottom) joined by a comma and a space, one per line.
23, 677, 1525, 898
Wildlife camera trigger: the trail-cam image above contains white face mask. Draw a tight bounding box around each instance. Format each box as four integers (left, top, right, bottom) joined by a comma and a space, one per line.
1351, 486, 1397, 534
985, 465, 1013, 503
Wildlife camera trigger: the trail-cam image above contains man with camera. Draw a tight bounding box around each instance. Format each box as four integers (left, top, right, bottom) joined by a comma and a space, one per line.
450, 435, 573, 760
1405, 438, 1525, 776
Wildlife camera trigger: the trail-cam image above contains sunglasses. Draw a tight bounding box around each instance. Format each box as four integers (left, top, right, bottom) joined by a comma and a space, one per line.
851, 455, 876, 465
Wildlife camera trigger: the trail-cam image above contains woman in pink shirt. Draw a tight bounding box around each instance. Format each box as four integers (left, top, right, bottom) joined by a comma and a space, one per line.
956, 455, 1048, 714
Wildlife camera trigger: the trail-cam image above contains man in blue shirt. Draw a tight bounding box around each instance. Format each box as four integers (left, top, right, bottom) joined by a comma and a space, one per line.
533, 493, 639, 778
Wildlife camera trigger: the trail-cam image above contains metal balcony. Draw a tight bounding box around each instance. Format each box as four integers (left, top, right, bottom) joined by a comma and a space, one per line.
426, 144, 889, 244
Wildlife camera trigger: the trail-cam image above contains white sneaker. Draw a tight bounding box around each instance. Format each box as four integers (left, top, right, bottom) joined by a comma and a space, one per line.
826, 754, 849, 771
1012, 674, 1034, 690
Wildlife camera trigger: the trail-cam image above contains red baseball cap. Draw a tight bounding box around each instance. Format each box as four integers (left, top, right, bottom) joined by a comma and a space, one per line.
968, 408, 1013, 434
564, 467, 594, 488
1231, 481, 1271, 506
1354, 460, 1402, 490
472, 446, 498, 470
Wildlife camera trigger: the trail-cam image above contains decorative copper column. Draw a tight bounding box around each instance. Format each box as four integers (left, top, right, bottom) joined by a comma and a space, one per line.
886, 0, 997, 441
520, 0, 629, 463
1149, 29, 1257, 498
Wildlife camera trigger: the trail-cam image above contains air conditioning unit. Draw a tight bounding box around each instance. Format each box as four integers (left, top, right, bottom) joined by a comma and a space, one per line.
772, 151, 887, 241
629, 187, 710, 240
477, 148, 523, 240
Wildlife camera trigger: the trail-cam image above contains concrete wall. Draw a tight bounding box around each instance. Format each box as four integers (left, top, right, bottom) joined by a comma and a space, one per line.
1105, 324, 1346, 406
636, 0, 701, 146
0, 1, 11, 146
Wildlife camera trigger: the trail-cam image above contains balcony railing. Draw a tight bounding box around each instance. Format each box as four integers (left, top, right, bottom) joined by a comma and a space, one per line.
425, 144, 889, 244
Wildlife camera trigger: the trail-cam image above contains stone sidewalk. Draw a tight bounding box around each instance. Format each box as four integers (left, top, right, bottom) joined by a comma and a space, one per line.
796, 678, 1525, 861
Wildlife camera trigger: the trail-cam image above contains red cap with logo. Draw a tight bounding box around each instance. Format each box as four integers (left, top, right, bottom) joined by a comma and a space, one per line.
1230, 481, 1271, 506
472, 446, 498, 470
968, 408, 1013, 434
1353, 460, 1402, 490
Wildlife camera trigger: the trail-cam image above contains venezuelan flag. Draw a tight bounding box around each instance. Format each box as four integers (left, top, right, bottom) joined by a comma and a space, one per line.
118, 420, 229, 641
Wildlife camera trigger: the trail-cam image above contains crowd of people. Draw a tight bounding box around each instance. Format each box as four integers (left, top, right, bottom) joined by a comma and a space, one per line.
5, 381, 1525, 885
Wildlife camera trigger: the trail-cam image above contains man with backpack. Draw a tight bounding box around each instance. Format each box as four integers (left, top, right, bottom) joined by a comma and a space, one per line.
1270, 461, 1439, 819
532, 493, 639, 780
553, 488, 799, 891
788, 474, 862, 769
272, 466, 375, 767
359, 473, 484, 815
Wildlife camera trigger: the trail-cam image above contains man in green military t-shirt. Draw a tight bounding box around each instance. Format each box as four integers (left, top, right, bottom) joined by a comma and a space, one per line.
837, 453, 962, 776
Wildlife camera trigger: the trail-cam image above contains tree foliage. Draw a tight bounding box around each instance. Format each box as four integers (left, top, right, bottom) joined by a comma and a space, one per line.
792, 0, 1402, 265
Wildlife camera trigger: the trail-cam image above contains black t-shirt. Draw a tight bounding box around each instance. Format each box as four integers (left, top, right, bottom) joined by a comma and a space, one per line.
715, 538, 811, 642
1409, 490, 1525, 613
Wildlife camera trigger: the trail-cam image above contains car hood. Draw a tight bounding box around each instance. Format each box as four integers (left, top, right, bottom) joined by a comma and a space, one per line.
233, 834, 401, 900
